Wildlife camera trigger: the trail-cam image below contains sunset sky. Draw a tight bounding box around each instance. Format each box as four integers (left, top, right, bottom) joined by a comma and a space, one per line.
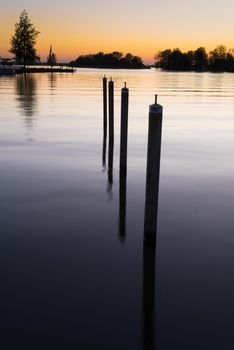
1, 0, 234, 64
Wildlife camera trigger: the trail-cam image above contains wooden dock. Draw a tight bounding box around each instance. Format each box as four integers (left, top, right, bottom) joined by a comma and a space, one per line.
0, 66, 75, 76
0, 66, 23, 75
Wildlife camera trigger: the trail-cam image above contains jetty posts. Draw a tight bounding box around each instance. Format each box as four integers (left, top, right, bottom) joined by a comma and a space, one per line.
144, 95, 163, 242
108, 78, 114, 142
143, 95, 163, 350
102, 75, 107, 168
119, 82, 129, 175
107, 77, 114, 189
103, 75, 107, 140
118, 83, 129, 241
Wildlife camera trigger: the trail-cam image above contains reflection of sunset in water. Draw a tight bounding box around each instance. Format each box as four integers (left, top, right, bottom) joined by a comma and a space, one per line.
0, 69, 234, 349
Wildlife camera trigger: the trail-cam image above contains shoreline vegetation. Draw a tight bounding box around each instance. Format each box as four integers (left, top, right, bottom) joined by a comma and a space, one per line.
70, 52, 146, 69
155, 46, 234, 72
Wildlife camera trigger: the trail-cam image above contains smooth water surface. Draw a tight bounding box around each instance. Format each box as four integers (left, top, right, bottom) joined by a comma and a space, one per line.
0, 69, 234, 349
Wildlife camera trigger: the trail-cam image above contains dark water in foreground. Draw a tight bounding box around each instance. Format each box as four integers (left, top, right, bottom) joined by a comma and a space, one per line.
0, 69, 234, 349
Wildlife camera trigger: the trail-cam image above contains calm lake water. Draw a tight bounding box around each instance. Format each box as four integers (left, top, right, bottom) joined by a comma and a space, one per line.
0, 69, 234, 349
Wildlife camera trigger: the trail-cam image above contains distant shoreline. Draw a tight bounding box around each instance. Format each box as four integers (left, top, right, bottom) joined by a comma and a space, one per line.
0, 65, 152, 76
2, 66, 234, 76
70, 66, 149, 70
157, 67, 234, 73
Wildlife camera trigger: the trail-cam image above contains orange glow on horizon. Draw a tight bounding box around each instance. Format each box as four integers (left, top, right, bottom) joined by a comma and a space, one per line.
1, 3, 234, 65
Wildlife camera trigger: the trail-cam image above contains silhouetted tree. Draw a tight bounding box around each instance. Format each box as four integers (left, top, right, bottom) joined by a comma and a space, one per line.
47, 45, 57, 69
194, 47, 208, 70
155, 49, 192, 70
125, 53, 134, 62
130, 55, 144, 68
112, 51, 123, 61
171, 49, 192, 70
187, 50, 195, 66
10, 10, 40, 69
226, 49, 234, 68
209, 45, 228, 71
154, 49, 172, 69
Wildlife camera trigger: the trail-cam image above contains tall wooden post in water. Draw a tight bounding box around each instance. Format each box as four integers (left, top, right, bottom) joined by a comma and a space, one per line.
102, 76, 107, 168
120, 82, 129, 174
143, 95, 163, 350
103, 75, 107, 140
107, 78, 114, 191
144, 95, 163, 240
108, 78, 114, 142
118, 82, 129, 241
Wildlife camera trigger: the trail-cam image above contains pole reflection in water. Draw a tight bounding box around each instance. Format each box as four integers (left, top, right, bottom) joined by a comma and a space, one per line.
15, 73, 37, 128
143, 235, 156, 350
143, 168, 160, 350
143, 96, 163, 350
119, 167, 127, 241
107, 139, 114, 198
48, 72, 57, 94
102, 134, 107, 170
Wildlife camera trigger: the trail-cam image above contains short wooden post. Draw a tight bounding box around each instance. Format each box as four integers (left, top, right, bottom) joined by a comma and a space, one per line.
108, 78, 114, 142
103, 75, 107, 140
120, 82, 129, 174
144, 95, 163, 240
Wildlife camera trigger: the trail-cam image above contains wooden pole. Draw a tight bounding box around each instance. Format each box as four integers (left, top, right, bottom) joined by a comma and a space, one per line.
103, 75, 107, 140
107, 78, 114, 194
102, 76, 107, 169
108, 78, 114, 142
120, 82, 129, 174
118, 82, 129, 241
144, 95, 163, 241
142, 95, 162, 350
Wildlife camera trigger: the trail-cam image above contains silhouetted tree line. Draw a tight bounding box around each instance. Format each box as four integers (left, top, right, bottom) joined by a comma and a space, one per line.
155, 46, 234, 72
70, 51, 145, 69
